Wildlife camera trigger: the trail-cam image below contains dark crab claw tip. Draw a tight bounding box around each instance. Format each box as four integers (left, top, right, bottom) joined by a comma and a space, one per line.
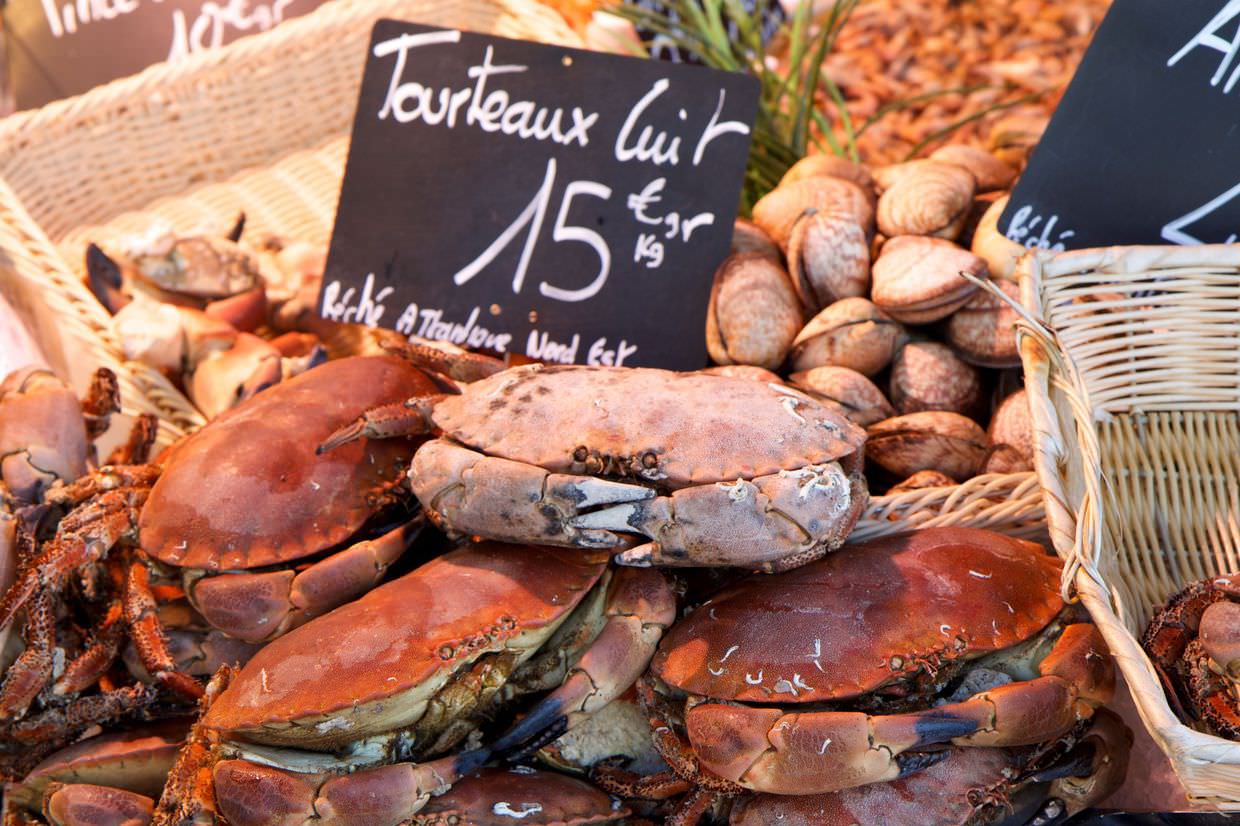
893, 748, 951, 779
227, 212, 246, 243
489, 698, 569, 760
909, 712, 981, 747
317, 421, 367, 455
452, 747, 491, 778
1027, 741, 1098, 784
85, 243, 130, 315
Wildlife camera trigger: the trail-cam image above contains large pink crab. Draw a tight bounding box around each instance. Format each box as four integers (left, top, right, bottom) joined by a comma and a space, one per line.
0, 356, 438, 706
322, 353, 868, 573
596, 528, 1115, 823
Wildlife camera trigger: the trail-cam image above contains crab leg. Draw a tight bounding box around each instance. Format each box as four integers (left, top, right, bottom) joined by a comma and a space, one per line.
0, 590, 55, 720
80, 369, 122, 444
183, 518, 423, 644
125, 558, 205, 702
684, 624, 1114, 795
317, 398, 443, 454
42, 782, 155, 826
42, 467, 160, 510
105, 414, 161, 466
0, 487, 146, 633
380, 339, 505, 383
53, 599, 127, 697
408, 440, 653, 548
491, 567, 677, 758
209, 751, 488, 826
576, 463, 868, 572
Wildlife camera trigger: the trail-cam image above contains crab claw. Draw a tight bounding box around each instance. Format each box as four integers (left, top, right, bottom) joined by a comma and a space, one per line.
85, 243, 131, 314
408, 440, 652, 547
43, 782, 155, 826
187, 334, 283, 419
582, 463, 867, 572
212, 750, 488, 826
491, 567, 676, 759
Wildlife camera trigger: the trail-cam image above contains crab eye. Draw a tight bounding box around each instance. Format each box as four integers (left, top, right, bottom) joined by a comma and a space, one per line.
642, 452, 659, 469
573, 446, 589, 463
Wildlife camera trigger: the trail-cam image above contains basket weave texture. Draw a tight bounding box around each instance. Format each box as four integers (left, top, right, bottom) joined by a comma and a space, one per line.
1018, 244, 1240, 809
0, 0, 1044, 537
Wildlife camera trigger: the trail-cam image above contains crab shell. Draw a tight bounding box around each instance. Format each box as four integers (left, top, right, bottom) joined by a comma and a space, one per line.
412, 767, 629, 825
0, 367, 88, 504
430, 366, 862, 490
409, 365, 867, 571
139, 356, 435, 571
650, 528, 1113, 794
203, 542, 612, 749
654, 528, 1063, 705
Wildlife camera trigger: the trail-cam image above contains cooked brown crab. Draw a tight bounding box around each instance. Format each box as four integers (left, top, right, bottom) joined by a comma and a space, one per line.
2, 719, 187, 825
322, 347, 868, 573
595, 527, 1114, 823
152, 542, 675, 826
1142, 574, 1240, 739
0, 356, 437, 706
728, 709, 1131, 826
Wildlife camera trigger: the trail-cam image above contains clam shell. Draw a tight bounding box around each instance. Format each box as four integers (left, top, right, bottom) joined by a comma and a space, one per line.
781, 154, 877, 203
888, 469, 957, 494
984, 388, 1033, 474
889, 341, 981, 416
789, 297, 905, 375
701, 364, 784, 384
786, 208, 871, 313
946, 279, 1022, 368
876, 160, 976, 240
788, 366, 894, 427
971, 195, 1025, 282
706, 252, 802, 370
871, 236, 986, 324
930, 145, 1017, 192
752, 177, 875, 249
866, 411, 988, 481
732, 218, 781, 259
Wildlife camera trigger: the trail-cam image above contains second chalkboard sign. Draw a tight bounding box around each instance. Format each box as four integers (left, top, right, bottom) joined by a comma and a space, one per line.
1001, 0, 1240, 251
320, 20, 759, 370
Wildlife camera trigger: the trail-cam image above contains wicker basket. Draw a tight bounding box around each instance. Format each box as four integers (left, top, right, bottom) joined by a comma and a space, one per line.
0, 0, 1044, 536
0, 0, 580, 445
1017, 244, 1240, 809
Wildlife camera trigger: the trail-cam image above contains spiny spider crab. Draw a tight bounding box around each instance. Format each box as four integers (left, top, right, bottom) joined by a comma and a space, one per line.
2, 719, 187, 825
152, 542, 675, 826
0, 366, 161, 761
594, 528, 1114, 824
728, 709, 1131, 826
0, 356, 437, 709
1142, 573, 1240, 739
322, 347, 868, 572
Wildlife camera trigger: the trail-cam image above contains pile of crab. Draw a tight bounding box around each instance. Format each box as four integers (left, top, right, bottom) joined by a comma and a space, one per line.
0, 346, 1131, 825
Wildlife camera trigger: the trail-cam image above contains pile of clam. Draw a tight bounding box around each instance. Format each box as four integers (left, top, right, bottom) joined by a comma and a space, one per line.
0, 345, 1131, 825
709, 145, 1032, 495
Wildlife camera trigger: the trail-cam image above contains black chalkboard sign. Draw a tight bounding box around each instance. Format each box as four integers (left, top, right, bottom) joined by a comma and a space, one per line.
1001, 0, 1240, 251
2, 0, 328, 111
319, 20, 759, 370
